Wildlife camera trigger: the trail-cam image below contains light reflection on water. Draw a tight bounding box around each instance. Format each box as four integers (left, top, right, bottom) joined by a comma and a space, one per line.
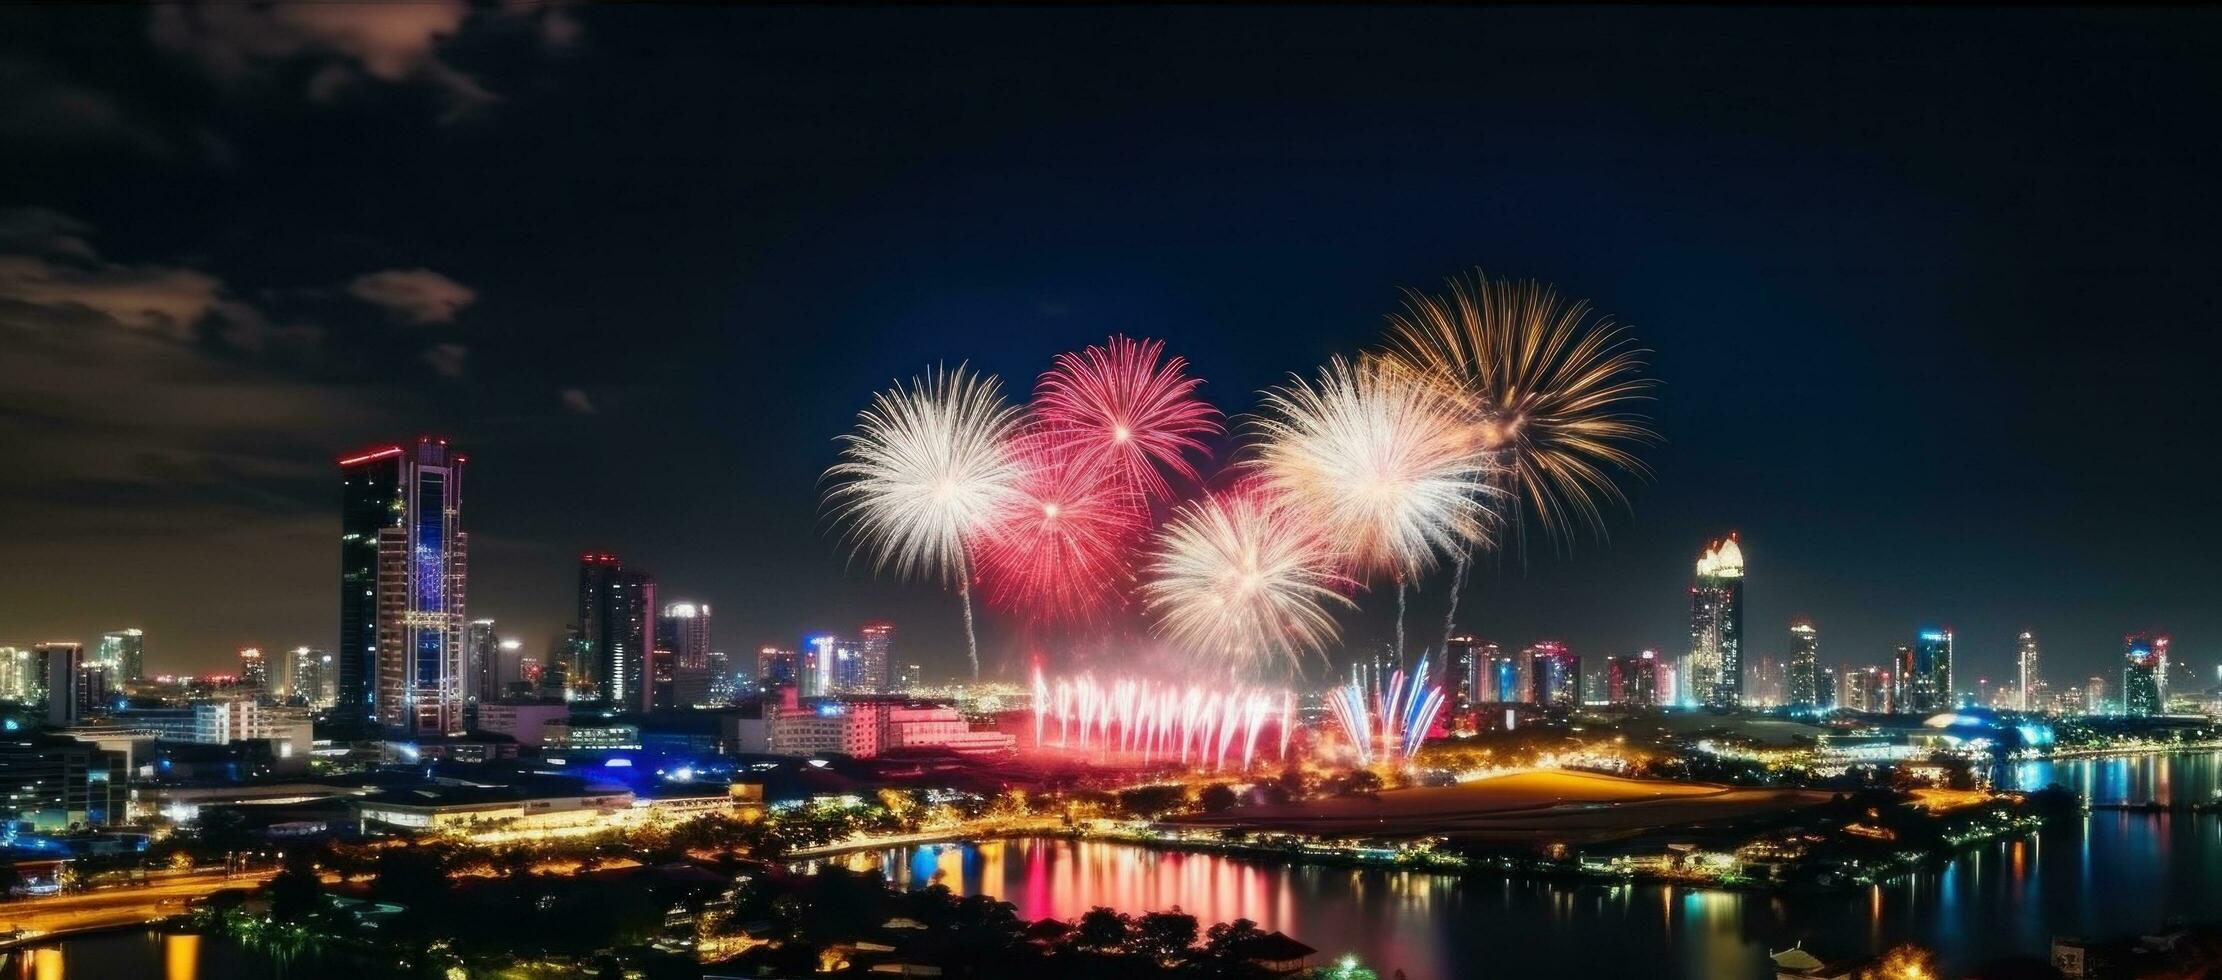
842, 753, 2222, 978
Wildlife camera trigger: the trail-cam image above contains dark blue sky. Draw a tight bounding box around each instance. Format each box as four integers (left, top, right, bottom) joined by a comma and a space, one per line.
3, 6, 2217, 688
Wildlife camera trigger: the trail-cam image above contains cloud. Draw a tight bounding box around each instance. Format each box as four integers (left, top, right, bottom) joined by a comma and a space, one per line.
147, 1, 582, 119
0, 254, 225, 338
0, 57, 181, 159
560, 387, 596, 415
347, 268, 476, 324
422, 342, 470, 378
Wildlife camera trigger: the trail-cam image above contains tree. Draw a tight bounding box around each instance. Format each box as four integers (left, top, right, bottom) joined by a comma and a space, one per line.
265, 853, 323, 922
1074, 906, 1132, 952
1198, 784, 1239, 813
1136, 908, 1198, 963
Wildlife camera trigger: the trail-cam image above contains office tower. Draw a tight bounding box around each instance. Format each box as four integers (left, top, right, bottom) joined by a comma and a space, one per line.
1908, 629, 1952, 713
1527, 641, 1579, 708
1838, 666, 1882, 713
1487, 644, 1521, 703
339, 438, 469, 738
289, 647, 336, 707
544, 626, 583, 700
1889, 645, 1915, 712
1787, 621, 1820, 708
96, 629, 144, 685
239, 648, 267, 691
36, 642, 84, 726
2123, 632, 2168, 717
1688, 535, 1745, 707
1816, 665, 1838, 710
578, 554, 655, 711
465, 619, 498, 709
805, 634, 871, 695
705, 650, 733, 704
0, 648, 30, 702
1607, 651, 1661, 707
895, 662, 924, 692
758, 646, 800, 691
655, 602, 713, 708
2016, 632, 2042, 712
1448, 634, 1484, 712
858, 621, 895, 694
2086, 675, 2107, 714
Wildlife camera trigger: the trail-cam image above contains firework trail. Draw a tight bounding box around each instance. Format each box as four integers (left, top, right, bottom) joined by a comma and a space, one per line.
1034, 336, 1222, 502
1381, 271, 1656, 648
1251, 354, 1501, 657
1032, 670, 1287, 771
824, 364, 1024, 677
1141, 488, 1355, 675
974, 426, 1149, 624
1326, 654, 1446, 767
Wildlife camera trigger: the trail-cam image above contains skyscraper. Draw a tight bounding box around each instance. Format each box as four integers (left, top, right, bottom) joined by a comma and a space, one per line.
857, 621, 895, 695
289, 647, 335, 707
1910, 629, 1952, 713
578, 554, 655, 712
2123, 632, 2168, 717
35, 641, 84, 726
1787, 621, 1820, 709
96, 630, 144, 685
655, 602, 713, 708
466, 619, 498, 710
1607, 651, 1661, 707
339, 438, 469, 738
758, 646, 799, 691
2016, 631, 2043, 712
1688, 535, 1745, 707
1487, 644, 1521, 703
239, 648, 267, 692
1447, 634, 1484, 712
1527, 641, 1579, 707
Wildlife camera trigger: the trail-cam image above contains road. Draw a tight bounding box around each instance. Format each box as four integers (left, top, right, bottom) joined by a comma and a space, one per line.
0, 870, 277, 944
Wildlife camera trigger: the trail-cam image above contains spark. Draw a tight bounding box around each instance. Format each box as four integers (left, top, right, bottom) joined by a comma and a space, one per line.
974, 427, 1149, 623
1032, 670, 1288, 771
1140, 488, 1354, 674
1034, 336, 1222, 501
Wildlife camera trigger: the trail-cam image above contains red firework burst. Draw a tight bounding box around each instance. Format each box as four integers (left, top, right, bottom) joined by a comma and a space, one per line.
1033, 336, 1222, 501
973, 428, 1149, 623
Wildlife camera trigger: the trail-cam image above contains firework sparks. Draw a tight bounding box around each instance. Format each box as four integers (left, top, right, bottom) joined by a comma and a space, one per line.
824, 364, 1024, 675
974, 427, 1149, 623
1034, 336, 1222, 501
1326, 655, 1446, 768
1141, 489, 1354, 673
1032, 670, 1287, 771
1252, 355, 1501, 581
1382, 271, 1656, 543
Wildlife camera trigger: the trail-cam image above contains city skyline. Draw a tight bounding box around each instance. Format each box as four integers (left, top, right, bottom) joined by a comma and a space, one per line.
4, 8, 2219, 686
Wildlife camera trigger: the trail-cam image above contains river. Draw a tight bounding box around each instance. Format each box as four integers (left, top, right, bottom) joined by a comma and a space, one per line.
11, 751, 2222, 979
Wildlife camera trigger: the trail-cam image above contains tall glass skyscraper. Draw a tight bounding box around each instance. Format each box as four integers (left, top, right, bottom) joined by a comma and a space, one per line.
1911, 629, 1953, 713
96, 629, 143, 685
1688, 535, 1745, 707
339, 438, 469, 738
2123, 631, 2167, 717
2017, 631, 2043, 711
578, 553, 655, 711
858, 621, 895, 694
1787, 621, 1820, 709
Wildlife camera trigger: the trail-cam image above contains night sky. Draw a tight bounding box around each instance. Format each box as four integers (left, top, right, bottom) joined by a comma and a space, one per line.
3, 7, 2218, 689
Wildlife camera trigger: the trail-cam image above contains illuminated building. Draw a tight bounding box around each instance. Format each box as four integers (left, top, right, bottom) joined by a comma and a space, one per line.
1688, 535, 1745, 707
465, 619, 498, 711
97, 629, 144, 685
1526, 641, 1579, 708
895, 662, 924, 692
578, 553, 656, 712
1908, 629, 1952, 713
339, 438, 470, 738
1607, 651, 1661, 707
767, 697, 1016, 758
239, 648, 267, 692
36, 641, 86, 726
2123, 632, 2168, 717
1487, 644, 1521, 703
654, 602, 714, 708
857, 621, 896, 694
705, 650, 733, 703
1787, 621, 1820, 709
2086, 675, 2107, 714
1816, 665, 1838, 710
758, 646, 799, 691
2017, 631, 2043, 712
1839, 666, 1884, 713
0, 647, 32, 701
288, 647, 336, 707
1447, 634, 1486, 711
0, 733, 129, 830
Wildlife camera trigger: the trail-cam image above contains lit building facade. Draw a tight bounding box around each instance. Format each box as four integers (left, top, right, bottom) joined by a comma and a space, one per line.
1909, 629, 1952, 713
654, 602, 713, 709
1606, 651, 1661, 707
1688, 535, 1745, 707
2123, 632, 2168, 717
1787, 621, 1820, 709
97, 629, 144, 685
340, 438, 470, 738
857, 621, 895, 694
1527, 641, 1579, 708
578, 553, 656, 711
2017, 631, 2043, 712
1487, 644, 1521, 703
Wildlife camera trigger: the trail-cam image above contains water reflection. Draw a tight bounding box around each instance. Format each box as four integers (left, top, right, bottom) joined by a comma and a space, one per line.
844, 754, 2222, 977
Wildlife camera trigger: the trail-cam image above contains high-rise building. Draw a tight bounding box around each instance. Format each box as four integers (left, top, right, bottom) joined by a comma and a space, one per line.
96, 630, 144, 685
2016, 631, 2043, 712
655, 602, 714, 709
1527, 641, 1579, 708
1448, 634, 1485, 712
1787, 621, 1820, 709
465, 619, 498, 710
895, 662, 924, 692
36, 642, 85, 726
2086, 675, 2107, 714
339, 438, 469, 738
0, 647, 33, 702
805, 634, 875, 696
758, 646, 800, 692
2123, 632, 2168, 717
1908, 629, 1952, 714
1839, 665, 1885, 713
1487, 644, 1521, 703
1688, 535, 1745, 707
857, 621, 895, 695
578, 554, 655, 711
289, 647, 336, 707
1816, 665, 1838, 710
239, 648, 268, 692
1607, 651, 1661, 707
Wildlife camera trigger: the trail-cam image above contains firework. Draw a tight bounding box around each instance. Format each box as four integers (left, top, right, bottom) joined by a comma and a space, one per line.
1252, 355, 1500, 581
974, 427, 1149, 623
1034, 336, 1222, 501
824, 364, 1024, 675
1032, 670, 1287, 771
1381, 271, 1656, 543
1140, 489, 1354, 673
1326, 654, 1446, 768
